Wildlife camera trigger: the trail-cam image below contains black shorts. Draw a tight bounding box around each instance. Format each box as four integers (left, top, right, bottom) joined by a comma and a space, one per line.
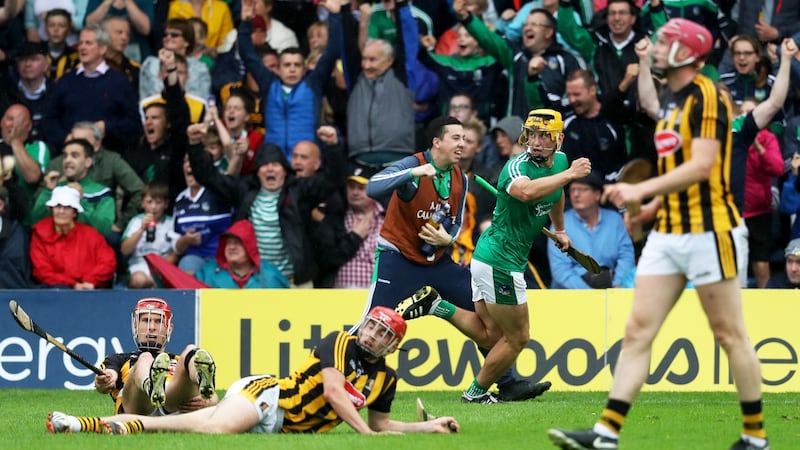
745, 213, 773, 262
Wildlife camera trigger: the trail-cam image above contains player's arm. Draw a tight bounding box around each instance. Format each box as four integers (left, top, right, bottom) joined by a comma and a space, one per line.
752, 38, 797, 129
630, 138, 719, 202
509, 157, 591, 202
320, 367, 375, 434
368, 409, 460, 433
635, 38, 660, 120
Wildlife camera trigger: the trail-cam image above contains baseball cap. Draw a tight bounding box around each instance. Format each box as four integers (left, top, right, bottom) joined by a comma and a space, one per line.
572, 170, 604, 191
45, 186, 84, 213
785, 238, 800, 258
347, 166, 378, 185
17, 41, 48, 59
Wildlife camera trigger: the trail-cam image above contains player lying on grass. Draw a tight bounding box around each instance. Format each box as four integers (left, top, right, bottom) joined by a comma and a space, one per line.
92, 298, 218, 416
48, 307, 460, 435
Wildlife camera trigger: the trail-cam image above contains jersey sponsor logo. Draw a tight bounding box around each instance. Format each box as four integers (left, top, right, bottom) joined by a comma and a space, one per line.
344, 380, 366, 408
655, 130, 682, 157
534, 202, 554, 217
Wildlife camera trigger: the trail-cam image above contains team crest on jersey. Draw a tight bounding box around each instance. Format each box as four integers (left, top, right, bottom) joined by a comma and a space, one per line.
655, 129, 682, 157
533, 202, 553, 217
497, 284, 512, 297
259, 402, 269, 412
343, 381, 366, 409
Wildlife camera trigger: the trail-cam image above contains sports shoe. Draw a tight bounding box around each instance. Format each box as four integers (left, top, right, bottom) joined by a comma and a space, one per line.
498, 379, 552, 402
145, 352, 171, 408
461, 391, 500, 404
100, 421, 128, 435
395, 286, 441, 320
193, 348, 216, 400
547, 428, 618, 450
46, 411, 72, 434
729, 438, 770, 450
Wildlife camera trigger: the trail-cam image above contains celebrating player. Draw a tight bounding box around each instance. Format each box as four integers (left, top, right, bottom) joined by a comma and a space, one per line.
547, 19, 768, 450
397, 109, 591, 403
82, 298, 218, 418
48, 307, 459, 435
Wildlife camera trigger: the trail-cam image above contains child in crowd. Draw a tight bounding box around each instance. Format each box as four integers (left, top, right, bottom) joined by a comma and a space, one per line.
120, 181, 179, 288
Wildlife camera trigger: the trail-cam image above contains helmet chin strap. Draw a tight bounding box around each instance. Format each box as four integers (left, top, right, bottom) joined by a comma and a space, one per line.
527, 144, 557, 164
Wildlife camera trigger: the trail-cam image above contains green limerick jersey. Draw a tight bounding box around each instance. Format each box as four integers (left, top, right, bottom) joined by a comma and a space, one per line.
473, 151, 568, 273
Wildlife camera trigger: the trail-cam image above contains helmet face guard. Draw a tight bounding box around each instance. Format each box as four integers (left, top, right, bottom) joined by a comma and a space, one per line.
131, 298, 173, 352
356, 307, 407, 358
520, 109, 563, 163
656, 18, 712, 71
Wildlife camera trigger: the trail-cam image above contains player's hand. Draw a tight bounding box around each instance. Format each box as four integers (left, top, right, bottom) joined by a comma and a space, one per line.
781, 38, 798, 61
94, 369, 117, 393
418, 222, 451, 247
601, 181, 642, 209
553, 231, 572, 253
634, 37, 651, 60
177, 394, 217, 413
430, 416, 460, 433
568, 157, 591, 181
411, 163, 437, 178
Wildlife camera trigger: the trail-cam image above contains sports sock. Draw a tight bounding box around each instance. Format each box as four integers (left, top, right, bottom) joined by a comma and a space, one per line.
740, 399, 767, 440
75, 416, 102, 433
121, 420, 145, 434
465, 379, 489, 397
595, 398, 630, 437
431, 299, 455, 319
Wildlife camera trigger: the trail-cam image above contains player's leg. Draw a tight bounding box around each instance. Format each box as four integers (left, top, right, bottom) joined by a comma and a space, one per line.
164, 345, 218, 412
474, 301, 529, 389
120, 351, 161, 414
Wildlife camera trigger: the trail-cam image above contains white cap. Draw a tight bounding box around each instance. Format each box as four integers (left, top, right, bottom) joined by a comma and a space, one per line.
45, 185, 84, 213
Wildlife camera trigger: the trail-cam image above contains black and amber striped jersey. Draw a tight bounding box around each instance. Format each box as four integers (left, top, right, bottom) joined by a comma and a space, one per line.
653, 73, 741, 234
100, 351, 179, 414
276, 331, 397, 433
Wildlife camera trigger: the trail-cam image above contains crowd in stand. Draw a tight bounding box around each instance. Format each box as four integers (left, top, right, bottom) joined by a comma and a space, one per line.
0, 0, 798, 290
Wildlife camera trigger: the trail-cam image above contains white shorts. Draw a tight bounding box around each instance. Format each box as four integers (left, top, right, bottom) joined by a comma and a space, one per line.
128, 263, 152, 277
636, 225, 748, 286
224, 375, 285, 434
470, 259, 528, 305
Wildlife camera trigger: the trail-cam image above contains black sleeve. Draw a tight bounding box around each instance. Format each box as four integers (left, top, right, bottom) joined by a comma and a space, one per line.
341, 2, 363, 92
392, 0, 408, 87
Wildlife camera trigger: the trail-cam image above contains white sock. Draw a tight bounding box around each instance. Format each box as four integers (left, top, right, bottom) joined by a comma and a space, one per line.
592, 423, 618, 439
67, 415, 82, 432
741, 435, 767, 447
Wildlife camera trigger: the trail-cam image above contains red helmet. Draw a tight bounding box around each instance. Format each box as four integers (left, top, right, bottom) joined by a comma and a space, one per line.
658, 18, 713, 68
131, 298, 173, 351
356, 307, 407, 358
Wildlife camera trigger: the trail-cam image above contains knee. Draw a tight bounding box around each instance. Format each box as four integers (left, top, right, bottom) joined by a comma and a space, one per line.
128, 272, 152, 289
506, 328, 530, 352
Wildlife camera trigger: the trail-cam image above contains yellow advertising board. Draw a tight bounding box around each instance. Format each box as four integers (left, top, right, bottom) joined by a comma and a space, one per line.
200, 289, 799, 392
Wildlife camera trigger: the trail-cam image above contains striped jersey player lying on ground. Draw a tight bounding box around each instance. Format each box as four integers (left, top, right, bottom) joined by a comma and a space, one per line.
48, 307, 459, 435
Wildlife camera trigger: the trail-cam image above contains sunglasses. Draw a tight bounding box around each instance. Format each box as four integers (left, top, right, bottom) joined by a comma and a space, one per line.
164, 31, 183, 39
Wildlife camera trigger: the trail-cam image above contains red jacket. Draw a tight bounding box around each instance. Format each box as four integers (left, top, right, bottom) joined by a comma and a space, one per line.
744, 129, 784, 218
30, 217, 117, 287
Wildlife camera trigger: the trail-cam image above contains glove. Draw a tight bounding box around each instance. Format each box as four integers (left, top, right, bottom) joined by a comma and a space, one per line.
581, 267, 613, 289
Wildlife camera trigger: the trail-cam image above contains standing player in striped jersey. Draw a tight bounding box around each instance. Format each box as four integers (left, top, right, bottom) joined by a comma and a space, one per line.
48, 307, 460, 435
548, 19, 769, 450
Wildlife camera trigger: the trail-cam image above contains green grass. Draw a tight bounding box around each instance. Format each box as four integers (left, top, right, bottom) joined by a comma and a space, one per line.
3, 390, 799, 449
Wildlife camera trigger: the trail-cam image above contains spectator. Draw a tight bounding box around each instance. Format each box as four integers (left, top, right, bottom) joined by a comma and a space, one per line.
333, 167, 385, 288
187, 17, 214, 68
139, 18, 211, 100
730, 1, 800, 47
172, 154, 233, 275
253, 0, 298, 52
195, 219, 289, 288
548, 171, 635, 288
25, 0, 85, 45
30, 185, 117, 289
446, 92, 500, 170
47, 121, 144, 237
44, 23, 141, 155
101, 16, 140, 88
741, 112, 783, 288
0, 185, 32, 288
561, 69, 629, 182
489, 115, 524, 163
720, 36, 774, 106
120, 180, 178, 288
454, 1, 582, 116
219, 90, 263, 175
126, 49, 191, 201
237, 0, 341, 161
186, 123, 346, 288
452, 117, 497, 266
341, 0, 416, 168
84, 0, 153, 63
0, 104, 50, 224
8, 41, 55, 143
0, 0, 23, 26
32, 138, 116, 237
779, 152, 800, 240
167, 0, 233, 51
765, 238, 800, 289
139, 52, 207, 124
42, 9, 80, 80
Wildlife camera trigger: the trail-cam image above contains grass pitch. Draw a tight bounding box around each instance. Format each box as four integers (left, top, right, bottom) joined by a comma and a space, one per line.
3, 389, 798, 450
